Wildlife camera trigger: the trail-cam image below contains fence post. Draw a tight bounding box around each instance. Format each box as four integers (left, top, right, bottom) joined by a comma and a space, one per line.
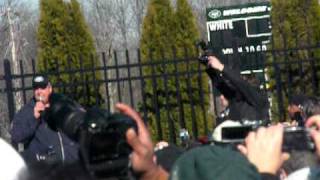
137, 49, 148, 123
114, 51, 122, 102
4, 59, 15, 121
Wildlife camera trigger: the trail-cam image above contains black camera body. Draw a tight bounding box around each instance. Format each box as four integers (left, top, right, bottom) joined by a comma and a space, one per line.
218, 120, 263, 143
196, 40, 221, 65
198, 55, 209, 64
43, 93, 137, 178
220, 124, 314, 152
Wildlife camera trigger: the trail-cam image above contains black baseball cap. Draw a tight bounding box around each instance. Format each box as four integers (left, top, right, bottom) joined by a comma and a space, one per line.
32, 75, 49, 89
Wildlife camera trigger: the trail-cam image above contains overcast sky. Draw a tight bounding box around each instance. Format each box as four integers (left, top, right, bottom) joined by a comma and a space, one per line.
0, 0, 38, 9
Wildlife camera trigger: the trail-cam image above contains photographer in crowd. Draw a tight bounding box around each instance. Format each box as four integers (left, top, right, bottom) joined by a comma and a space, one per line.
205, 55, 269, 125
10, 75, 79, 165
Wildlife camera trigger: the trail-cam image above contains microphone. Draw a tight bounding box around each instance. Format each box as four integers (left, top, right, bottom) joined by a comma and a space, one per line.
35, 95, 45, 103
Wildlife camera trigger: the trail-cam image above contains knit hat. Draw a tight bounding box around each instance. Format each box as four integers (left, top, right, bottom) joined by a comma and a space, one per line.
170, 145, 260, 180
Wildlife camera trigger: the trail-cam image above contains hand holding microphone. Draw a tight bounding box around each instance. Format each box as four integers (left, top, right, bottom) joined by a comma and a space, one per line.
34, 95, 49, 119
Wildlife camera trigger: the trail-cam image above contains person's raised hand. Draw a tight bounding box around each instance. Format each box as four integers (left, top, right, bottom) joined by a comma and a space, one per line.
116, 103, 168, 180
207, 55, 224, 72
238, 124, 289, 174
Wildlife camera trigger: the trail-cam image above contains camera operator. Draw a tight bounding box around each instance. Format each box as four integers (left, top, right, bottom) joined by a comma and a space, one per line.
205, 55, 269, 125
10, 75, 79, 165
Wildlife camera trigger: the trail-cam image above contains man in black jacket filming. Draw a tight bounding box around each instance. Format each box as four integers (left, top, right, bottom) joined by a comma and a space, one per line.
206, 55, 269, 126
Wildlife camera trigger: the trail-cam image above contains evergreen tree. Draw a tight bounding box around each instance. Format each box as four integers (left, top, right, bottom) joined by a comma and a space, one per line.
175, 0, 200, 58
269, 0, 320, 120
140, 0, 176, 142
37, 0, 101, 107
140, 0, 176, 60
174, 0, 212, 139
140, 0, 212, 142
271, 0, 320, 48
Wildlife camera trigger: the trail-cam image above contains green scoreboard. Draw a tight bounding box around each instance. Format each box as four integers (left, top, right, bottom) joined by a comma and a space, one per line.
206, 2, 272, 72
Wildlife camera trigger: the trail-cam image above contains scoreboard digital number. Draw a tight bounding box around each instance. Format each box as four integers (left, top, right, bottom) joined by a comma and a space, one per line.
206, 2, 272, 57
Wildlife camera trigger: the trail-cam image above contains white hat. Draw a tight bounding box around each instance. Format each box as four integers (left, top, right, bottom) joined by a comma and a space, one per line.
0, 138, 26, 180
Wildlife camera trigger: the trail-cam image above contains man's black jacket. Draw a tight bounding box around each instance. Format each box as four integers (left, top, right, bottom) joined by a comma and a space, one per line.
207, 67, 269, 123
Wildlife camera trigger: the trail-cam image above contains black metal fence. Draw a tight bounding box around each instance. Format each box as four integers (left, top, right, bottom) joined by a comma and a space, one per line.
1, 44, 320, 142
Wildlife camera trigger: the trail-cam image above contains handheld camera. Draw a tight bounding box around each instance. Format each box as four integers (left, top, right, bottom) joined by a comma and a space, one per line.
196, 40, 222, 65
43, 94, 138, 178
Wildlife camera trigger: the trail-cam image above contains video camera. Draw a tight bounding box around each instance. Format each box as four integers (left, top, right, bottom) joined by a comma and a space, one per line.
218, 122, 314, 152
43, 94, 137, 178
196, 40, 222, 65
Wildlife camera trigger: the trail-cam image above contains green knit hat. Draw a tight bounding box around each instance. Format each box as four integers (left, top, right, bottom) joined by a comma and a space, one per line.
170, 145, 261, 180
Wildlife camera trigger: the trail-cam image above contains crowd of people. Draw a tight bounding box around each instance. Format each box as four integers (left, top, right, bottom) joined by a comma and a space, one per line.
3, 54, 320, 180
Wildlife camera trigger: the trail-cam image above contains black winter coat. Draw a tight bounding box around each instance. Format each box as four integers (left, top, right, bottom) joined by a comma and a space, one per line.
207, 67, 269, 124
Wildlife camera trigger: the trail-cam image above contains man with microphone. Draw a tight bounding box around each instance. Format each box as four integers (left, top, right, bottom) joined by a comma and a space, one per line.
10, 75, 79, 165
